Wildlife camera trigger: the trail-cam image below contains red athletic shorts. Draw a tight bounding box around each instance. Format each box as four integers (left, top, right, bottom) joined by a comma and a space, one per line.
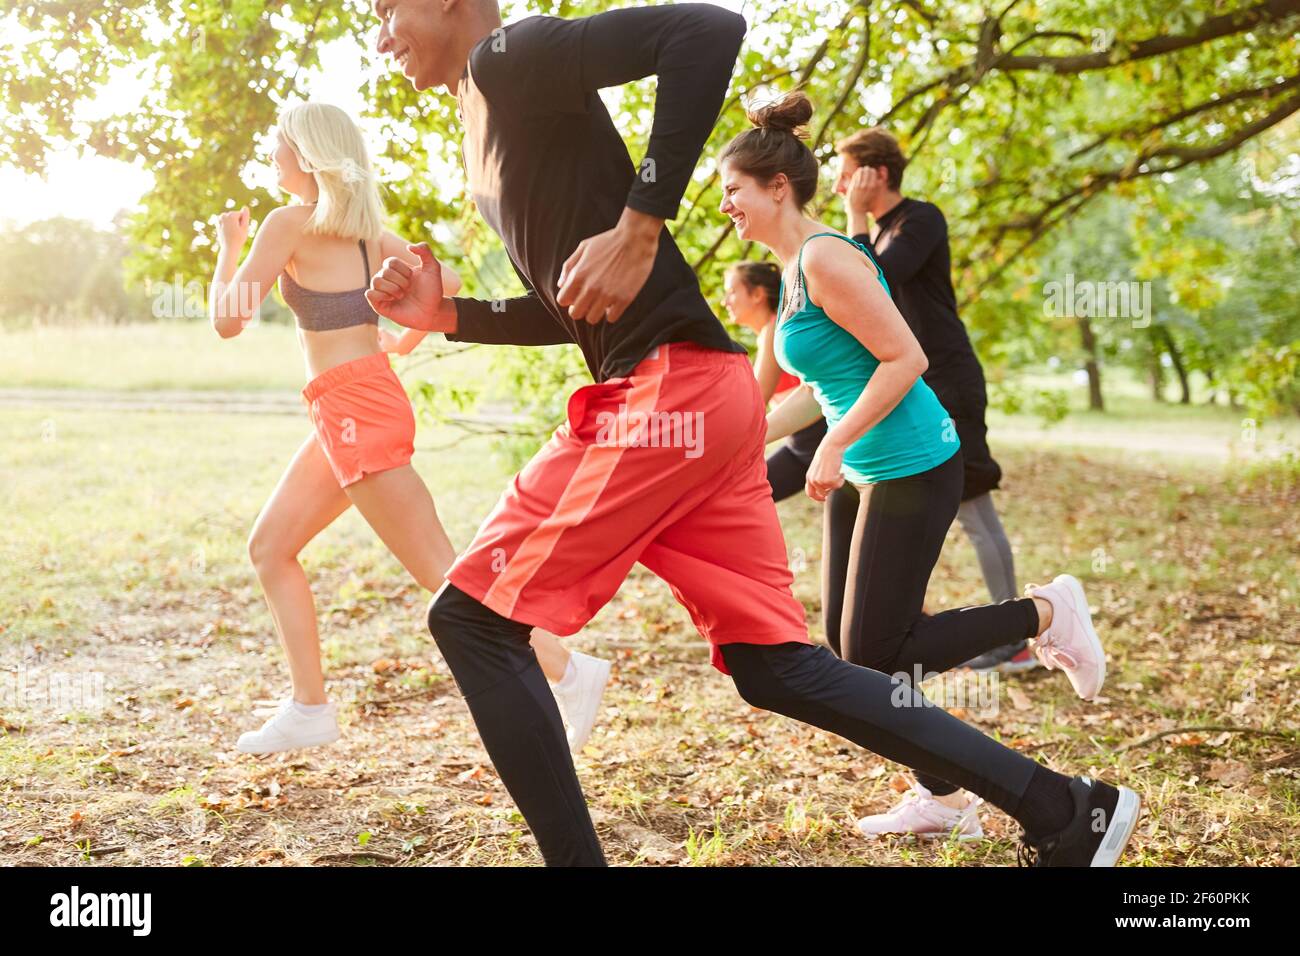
445, 341, 811, 673
303, 352, 416, 488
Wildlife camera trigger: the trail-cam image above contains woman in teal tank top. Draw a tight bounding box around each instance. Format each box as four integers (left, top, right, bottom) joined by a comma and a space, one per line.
772, 230, 957, 485
715, 92, 1114, 844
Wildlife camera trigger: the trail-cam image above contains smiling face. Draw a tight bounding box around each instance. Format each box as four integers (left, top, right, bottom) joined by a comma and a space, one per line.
719, 160, 785, 247
373, 0, 458, 93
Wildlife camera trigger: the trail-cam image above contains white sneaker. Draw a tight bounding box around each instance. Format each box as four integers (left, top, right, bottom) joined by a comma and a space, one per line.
857, 783, 984, 840
1027, 574, 1106, 700
236, 698, 340, 754
551, 651, 611, 755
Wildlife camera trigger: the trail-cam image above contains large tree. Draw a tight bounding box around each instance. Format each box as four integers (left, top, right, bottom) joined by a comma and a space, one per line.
5, 0, 1297, 445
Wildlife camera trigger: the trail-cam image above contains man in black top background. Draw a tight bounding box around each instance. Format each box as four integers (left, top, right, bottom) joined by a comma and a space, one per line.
834, 128, 1033, 672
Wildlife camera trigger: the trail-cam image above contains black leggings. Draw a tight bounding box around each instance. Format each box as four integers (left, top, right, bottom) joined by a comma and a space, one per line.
428, 570, 1051, 866
766, 417, 827, 502
821, 451, 1039, 795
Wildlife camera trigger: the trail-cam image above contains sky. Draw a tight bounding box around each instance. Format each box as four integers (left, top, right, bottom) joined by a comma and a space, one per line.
2, 16, 380, 228
1, 0, 752, 230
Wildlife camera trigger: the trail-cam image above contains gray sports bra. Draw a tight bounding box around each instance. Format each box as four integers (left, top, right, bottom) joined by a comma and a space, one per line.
280, 239, 379, 332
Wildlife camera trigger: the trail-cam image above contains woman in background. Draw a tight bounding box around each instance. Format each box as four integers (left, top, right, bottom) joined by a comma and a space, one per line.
719, 91, 1130, 852
722, 261, 826, 502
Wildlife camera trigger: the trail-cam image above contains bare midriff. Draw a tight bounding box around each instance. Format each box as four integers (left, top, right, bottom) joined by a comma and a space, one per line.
299, 324, 383, 381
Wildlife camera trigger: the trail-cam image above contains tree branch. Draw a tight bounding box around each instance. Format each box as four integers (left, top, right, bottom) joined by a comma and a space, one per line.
1066, 74, 1300, 161
997, 0, 1300, 74
812, 10, 873, 152
279, 5, 327, 99
959, 90, 1300, 302
1004, 29, 1090, 56
899, 0, 938, 29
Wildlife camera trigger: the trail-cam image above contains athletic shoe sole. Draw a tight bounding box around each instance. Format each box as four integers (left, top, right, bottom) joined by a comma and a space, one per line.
237, 728, 341, 755
963, 643, 1026, 672
1059, 574, 1106, 699
996, 654, 1040, 674
857, 823, 985, 842
565, 657, 612, 754
1090, 786, 1141, 866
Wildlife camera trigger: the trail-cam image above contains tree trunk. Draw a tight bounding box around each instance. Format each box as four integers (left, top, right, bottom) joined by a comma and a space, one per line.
1078, 316, 1104, 411
1158, 325, 1191, 405
1149, 337, 1166, 402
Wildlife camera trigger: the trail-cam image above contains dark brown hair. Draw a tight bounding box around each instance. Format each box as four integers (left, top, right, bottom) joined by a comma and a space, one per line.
835, 127, 908, 191
719, 91, 819, 209
727, 260, 782, 312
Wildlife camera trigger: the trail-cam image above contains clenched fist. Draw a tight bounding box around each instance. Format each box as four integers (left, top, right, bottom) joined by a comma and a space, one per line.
365, 242, 455, 333
217, 206, 251, 249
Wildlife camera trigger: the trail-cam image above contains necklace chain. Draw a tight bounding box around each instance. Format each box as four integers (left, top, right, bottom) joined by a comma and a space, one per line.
779, 260, 805, 324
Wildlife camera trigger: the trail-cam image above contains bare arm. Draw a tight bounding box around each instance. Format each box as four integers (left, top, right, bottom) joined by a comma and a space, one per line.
799, 237, 928, 501
209, 207, 300, 338
753, 318, 784, 405
804, 237, 928, 453
765, 384, 823, 445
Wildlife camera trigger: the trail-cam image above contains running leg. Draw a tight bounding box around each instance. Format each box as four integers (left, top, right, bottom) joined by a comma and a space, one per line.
957, 492, 1018, 604
426, 583, 604, 866
840, 454, 1039, 677
247, 433, 353, 705
722, 641, 1073, 837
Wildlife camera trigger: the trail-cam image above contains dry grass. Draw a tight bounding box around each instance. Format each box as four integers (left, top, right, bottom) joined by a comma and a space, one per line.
1, 405, 1297, 866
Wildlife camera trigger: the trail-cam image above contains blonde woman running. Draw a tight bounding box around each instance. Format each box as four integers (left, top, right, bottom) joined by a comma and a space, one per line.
207, 102, 609, 755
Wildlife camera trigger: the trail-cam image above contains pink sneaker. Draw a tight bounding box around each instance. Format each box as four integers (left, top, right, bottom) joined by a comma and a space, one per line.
1027, 574, 1106, 700
856, 784, 984, 841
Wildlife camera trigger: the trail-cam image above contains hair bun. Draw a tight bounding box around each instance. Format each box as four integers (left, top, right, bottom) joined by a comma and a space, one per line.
747, 91, 814, 138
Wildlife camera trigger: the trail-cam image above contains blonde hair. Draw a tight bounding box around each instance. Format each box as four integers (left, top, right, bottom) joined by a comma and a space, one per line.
276, 102, 384, 241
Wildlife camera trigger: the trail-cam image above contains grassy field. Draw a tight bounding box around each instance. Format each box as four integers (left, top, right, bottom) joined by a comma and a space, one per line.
7, 320, 1296, 456
1, 325, 1297, 866
989, 371, 1300, 465
0, 320, 499, 395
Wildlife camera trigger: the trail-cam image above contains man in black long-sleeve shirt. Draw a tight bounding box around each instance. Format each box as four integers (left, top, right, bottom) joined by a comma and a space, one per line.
362, 1, 1126, 869
373, 0, 748, 379
367, 0, 813, 866
834, 128, 1031, 674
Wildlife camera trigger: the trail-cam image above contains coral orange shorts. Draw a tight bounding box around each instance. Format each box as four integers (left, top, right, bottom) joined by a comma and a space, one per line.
445, 342, 811, 674
302, 352, 416, 488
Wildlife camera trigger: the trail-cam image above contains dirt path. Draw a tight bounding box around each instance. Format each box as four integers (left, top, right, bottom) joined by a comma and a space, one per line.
10, 387, 1298, 464
0, 387, 304, 415
0, 388, 522, 424
993, 424, 1276, 464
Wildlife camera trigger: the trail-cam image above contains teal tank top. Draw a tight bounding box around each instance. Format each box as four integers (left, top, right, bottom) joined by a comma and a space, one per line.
773, 232, 959, 485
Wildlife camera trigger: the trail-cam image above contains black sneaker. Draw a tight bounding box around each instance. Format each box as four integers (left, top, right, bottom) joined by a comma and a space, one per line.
1017, 776, 1141, 867
963, 639, 1039, 673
